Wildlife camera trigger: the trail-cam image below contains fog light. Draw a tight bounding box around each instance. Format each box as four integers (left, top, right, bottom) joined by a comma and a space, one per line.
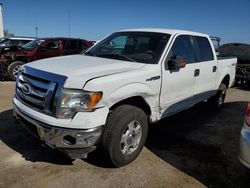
63, 135, 76, 145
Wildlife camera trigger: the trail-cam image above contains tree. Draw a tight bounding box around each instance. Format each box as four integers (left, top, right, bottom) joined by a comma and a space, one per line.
4, 29, 14, 37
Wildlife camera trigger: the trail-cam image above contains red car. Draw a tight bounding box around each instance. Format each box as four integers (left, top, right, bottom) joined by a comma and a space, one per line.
0, 38, 93, 80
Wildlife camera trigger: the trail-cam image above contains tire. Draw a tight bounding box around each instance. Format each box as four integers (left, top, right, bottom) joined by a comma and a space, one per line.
102, 105, 148, 167
7, 61, 24, 81
207, 83, 227, 109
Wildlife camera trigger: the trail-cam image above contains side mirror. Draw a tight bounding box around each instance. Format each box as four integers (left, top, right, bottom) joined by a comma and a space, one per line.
167, 56, 187, 70
37, 46, 46, 52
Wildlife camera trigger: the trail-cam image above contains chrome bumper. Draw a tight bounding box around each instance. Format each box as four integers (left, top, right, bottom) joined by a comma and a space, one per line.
13, 102, 103, 159
239, 124, 250, 168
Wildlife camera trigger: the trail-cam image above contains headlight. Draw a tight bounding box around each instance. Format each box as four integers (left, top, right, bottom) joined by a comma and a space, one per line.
58, 89, 103, 119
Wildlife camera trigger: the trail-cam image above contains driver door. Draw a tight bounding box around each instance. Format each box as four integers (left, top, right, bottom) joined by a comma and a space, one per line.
35, 40, 63, 60
160, 35, 196, 117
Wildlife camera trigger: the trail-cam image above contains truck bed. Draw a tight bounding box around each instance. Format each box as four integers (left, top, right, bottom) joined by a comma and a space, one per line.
217, 56, 237, 88
217, 56, 236, 60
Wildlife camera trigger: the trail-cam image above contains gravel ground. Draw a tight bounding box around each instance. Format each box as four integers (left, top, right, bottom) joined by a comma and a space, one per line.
0, 81, 249, 188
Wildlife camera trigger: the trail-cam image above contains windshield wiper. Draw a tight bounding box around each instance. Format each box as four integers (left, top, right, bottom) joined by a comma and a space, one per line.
98, 54, 137, 62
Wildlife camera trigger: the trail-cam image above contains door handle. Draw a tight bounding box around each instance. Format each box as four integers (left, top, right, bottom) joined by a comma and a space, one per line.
194, 69, 200, 77
146, 76, 161, 81
213, 66, 217, 72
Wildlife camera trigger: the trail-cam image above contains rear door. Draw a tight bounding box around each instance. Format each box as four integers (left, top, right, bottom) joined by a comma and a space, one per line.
160, 35, 197, 117
64, 39, 82, 55
192, 36, 217, 97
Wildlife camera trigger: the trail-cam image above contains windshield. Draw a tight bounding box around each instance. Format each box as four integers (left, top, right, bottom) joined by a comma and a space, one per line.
22, 39, 45, 49
85, 32, 170, 64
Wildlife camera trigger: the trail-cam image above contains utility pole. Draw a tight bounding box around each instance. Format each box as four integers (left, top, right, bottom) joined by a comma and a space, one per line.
35, 26, 38, 38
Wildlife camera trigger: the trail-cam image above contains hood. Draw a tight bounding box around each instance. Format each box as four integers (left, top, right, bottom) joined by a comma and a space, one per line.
26, 55, 145, 88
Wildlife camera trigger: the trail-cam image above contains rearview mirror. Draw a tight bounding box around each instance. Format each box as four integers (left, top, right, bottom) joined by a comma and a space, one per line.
167, 56, 187, 70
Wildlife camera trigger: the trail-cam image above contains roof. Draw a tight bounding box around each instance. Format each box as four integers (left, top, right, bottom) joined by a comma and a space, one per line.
2, 36, 36, 40
120, 28, 208, 37
37, 37, 86, 40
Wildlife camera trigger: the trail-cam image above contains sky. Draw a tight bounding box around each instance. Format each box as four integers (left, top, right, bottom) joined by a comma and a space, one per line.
1, 0, 250, 44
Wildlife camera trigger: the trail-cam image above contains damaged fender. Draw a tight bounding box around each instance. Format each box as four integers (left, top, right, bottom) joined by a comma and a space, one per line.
104, 83, 161, 122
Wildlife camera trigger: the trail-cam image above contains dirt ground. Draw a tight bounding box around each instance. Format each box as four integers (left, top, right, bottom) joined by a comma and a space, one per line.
0, 82, 249, 188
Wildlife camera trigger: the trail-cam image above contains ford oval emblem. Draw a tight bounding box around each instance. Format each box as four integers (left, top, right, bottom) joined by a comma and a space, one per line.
21, 83, 32, 95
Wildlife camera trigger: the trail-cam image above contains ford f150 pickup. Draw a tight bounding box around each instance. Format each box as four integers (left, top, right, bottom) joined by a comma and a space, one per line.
13, 29, 237, 167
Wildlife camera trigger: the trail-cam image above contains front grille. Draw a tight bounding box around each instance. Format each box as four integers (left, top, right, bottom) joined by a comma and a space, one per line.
16, 72, 57, 114
15, 66, 67, 116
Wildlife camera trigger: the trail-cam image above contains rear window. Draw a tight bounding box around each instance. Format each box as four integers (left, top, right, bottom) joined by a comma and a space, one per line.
195, 36, 214, 62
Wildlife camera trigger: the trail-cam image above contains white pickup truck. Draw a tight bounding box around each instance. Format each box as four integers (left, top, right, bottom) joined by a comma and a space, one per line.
13, 29, 237, 167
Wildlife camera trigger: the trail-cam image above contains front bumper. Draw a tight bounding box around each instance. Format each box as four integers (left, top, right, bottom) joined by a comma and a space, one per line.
239, 124, 250, 168
13, 100, 103, 159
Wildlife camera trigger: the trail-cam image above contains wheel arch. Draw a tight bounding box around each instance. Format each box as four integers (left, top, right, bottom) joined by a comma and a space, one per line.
221, 74, 230, 88
104, 82, 160, 122
110, 96, 152, 119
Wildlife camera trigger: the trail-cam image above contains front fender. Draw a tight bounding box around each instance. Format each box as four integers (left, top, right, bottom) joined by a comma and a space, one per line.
105, 82, 158, 109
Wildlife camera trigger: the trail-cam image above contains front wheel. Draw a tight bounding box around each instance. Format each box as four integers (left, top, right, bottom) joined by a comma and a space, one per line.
102, 105, 148, 167
7, 61, 24, 81
207, 83, 227, 109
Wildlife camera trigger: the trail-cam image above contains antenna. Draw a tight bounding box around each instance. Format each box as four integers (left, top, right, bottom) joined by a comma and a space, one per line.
68, 11, 71, 38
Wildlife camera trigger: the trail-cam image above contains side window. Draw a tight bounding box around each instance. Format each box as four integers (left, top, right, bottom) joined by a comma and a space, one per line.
78, 40, 83, 50
195, 36, 214, 62
22, 40, 32, 45
10, 40, 20, 46
2, 39, 11, 46
62, 40, 68, 50
169, 35, 195, 63
45, 40, 59, 49
69, 40, 78, 50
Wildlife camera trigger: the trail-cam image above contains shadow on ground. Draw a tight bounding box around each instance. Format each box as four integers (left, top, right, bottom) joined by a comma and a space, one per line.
146, 101, 250, 188
233, 85, 250, 91
1, 101, 250, 187
0, 109, 73, 165
0, 109, 114, 168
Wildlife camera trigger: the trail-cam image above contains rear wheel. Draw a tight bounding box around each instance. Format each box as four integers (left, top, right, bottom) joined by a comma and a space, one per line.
102, 105, 148, 167
8, 61, 24, 81
208, 83, 227, 109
